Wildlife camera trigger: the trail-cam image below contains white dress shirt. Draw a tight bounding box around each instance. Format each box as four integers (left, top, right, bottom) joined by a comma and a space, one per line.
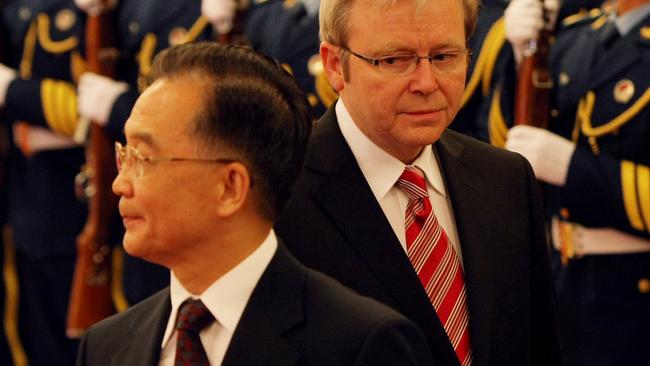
336, 100, 463, 265
158, 230, 278, 366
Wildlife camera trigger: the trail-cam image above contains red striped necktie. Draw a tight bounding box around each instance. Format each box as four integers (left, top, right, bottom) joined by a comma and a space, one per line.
396, 166, 473, 366
174, 299, 214, 366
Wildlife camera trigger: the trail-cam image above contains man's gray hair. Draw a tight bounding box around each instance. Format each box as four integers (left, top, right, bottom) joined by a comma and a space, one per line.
319, 0, 479, 46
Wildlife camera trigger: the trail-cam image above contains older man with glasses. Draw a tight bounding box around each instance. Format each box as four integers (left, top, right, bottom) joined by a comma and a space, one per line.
76, 41, 435, 366
276, 1, 563, 365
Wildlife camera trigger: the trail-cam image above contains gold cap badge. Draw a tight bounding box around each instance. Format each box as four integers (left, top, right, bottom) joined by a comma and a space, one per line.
559, 72, 570, 86
613, 79, 635, 104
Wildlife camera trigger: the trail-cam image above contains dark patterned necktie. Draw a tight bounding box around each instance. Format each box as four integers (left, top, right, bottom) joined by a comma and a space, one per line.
396, 166, 473, 366
174, 299, 214, 366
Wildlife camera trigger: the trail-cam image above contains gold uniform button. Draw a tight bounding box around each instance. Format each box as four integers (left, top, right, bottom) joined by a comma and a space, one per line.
559, 72, 570, 86
283, 0, 298, 9
55, 9, 76, 32
638, 278, 650, 294
641, 26, 650, 40
129, 21, 140, 35
551, 109, 559, 118
19, 6, 32, 21
307, 54, 323, 76
168, 27, 187, 46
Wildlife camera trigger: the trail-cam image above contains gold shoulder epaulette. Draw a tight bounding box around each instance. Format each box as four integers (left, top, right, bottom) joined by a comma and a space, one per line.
561, 8, 602, 28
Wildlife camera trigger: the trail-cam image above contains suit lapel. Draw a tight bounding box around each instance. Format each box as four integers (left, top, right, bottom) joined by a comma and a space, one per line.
435, 132, 496, 366
305, 109, 461, 365
112, 290, 171, 366
222, 244, 301, 366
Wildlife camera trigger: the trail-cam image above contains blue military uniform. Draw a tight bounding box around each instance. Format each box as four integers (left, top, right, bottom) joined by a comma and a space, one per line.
0, 3, 14, 363
491, 6, 650, 365
455, 0, 607, 144
1, 0, 86, 364
246, 0, 332, 117
104, 0, 214, 306
451, 0, 511, 142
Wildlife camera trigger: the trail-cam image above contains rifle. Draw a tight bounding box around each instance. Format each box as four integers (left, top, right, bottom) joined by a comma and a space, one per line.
514, 10, 553, 127
66, 3, 118, 338
217, 0, 249, 45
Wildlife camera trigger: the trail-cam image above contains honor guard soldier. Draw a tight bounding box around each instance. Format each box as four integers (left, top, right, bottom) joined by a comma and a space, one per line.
451, 0, 512, 141
495, 0, 650, 364
453, 0, 604, 143
75, 0, 214, 307
0, 0, 88, 364
0, 3, 15, 363
246, 0, 334, 117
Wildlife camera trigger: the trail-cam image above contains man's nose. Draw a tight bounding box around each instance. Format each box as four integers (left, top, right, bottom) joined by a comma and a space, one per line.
408, 59, 439, 94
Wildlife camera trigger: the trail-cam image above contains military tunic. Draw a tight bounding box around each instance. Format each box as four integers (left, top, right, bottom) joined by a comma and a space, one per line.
491, 7, 650, 365
246, 0, 331, 117
1, 0, 86, 364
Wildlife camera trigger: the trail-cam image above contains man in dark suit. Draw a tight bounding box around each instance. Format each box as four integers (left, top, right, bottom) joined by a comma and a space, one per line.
275, 1, 563, 365
76, 42, 434, 366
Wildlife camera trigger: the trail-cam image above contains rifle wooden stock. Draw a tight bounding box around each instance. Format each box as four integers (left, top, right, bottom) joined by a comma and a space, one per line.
66, 8, 118, 338
514, 27, 553, 127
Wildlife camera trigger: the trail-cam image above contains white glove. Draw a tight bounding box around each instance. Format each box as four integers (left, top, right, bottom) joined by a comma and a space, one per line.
0, 63, 17, 108
74, 0, 117, 16
504, 0, 560, 64
77, 72, 128, 126
202, 0, 236, 34
505, 125, 575, 186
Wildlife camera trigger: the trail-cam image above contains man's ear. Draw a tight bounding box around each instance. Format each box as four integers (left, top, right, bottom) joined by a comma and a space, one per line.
214, 162, 251, 218
320, 42, 345, 92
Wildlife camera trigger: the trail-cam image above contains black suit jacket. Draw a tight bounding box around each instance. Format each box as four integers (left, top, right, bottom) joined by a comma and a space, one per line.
76, 243, 434, 366
276, 107, 563, 366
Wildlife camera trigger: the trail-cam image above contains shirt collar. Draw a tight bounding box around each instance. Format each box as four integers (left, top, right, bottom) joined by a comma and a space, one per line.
161, 230, 278, 348
612, 3, 650, 36
336, 100, 447, 200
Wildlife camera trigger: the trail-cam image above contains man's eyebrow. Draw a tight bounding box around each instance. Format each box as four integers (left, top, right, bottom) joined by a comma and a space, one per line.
126, 131, 159, 150
374, 41, 466, 55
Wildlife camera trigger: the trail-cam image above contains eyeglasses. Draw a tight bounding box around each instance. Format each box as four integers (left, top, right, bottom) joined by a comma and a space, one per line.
342, 46, 470, 75
115, 142, 236, 179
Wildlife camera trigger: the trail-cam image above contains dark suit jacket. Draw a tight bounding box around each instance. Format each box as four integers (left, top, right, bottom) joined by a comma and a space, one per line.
76, 243, 434, 366
276, 107, 563, 366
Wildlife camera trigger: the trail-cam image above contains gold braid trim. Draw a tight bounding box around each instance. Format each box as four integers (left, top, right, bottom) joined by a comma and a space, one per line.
579, 88, 650, 137
137, 33, 158, 91
181, 16, 209, 44
481, 18, 506, 97
315, 71, 338, 109
621, 160, 645, 231
111, 247, 129, 313
19, 22, 38, 79
488, 85, 508, 148
590, 14, 608, 30
70, 51, 88, 84
460, 17, 506, 108
41, 79, 78, 136
2, 228, 27, 366
636, 164, 650, 232
36, 14, 78, 54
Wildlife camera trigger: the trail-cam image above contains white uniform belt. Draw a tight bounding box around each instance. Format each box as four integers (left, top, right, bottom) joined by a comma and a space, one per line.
13, 124, 79, 153
551, 216, 650, 256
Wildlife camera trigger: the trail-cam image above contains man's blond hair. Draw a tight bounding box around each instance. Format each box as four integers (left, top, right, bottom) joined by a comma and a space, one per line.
319, 0, 479, 46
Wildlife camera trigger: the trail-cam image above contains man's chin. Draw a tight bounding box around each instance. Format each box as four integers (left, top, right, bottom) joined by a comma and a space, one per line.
122, 234, 146, 258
